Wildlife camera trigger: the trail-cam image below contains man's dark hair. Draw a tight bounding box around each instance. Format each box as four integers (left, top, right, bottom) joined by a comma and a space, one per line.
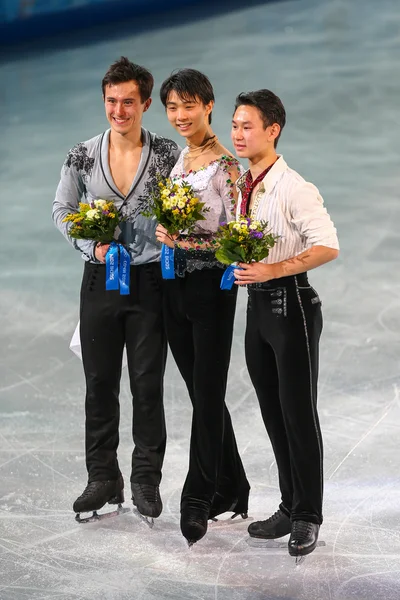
102, 57, 154, 102
160, 69, 215, 124
234, 89, 286, 147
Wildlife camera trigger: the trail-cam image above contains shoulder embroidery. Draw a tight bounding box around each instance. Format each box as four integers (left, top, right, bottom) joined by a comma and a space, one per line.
123, 136, 179, 221
144, 137, 179, 203
218, 155, 241, 210
219, 155, 240, 172
149, 137, 180, 178
65, 143, 95, 180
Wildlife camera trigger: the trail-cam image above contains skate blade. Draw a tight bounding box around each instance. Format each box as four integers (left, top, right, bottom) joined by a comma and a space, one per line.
209, 512, 249, 525
75, 504, 130, 524
246, 538, 326, 549
291, 542, 326, 564
132, 507, 154, 529
231, 512, 248, 520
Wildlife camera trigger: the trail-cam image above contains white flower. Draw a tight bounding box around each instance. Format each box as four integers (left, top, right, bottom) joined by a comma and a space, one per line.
177, 200, 185, 209
86, 209, 98, 220
94, 199, 107, 208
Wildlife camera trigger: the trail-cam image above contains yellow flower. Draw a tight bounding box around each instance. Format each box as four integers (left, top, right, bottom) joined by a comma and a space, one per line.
163, 199, 174, 210
108, 213, 115, 218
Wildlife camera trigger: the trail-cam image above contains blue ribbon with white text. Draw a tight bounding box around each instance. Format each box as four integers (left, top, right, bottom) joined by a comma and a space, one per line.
161, 244, 175, 279
220, 264, 242, 290
106, 241, 130, 295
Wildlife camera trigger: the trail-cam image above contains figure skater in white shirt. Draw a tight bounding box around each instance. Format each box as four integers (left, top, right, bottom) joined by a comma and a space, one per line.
231, 89, 339, 558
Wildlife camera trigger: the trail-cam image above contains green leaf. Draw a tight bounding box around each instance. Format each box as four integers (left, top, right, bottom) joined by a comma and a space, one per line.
236, 246, 246, 261
215, 247, 242, 265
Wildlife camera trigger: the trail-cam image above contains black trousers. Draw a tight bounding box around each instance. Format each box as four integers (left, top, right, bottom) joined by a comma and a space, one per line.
163, 267, 250, 517
80, 261, 167, 485
245, 272, 323, 525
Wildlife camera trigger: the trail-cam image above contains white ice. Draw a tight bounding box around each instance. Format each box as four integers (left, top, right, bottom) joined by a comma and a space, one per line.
1, 0, 400, 598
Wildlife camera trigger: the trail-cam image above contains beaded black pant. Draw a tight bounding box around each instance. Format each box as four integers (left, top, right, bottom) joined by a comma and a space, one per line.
245, 272, 324, 524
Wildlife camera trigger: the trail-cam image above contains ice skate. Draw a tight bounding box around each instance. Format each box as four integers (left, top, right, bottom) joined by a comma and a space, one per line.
208, 489, 249, 523
209, 511, 248, 527
248, 509, 291, 539
288, 521, 320, 563
73, 476, 128, 523
181, 500, 210, 547
131, 483, 162, 528
182, 510, 207, 547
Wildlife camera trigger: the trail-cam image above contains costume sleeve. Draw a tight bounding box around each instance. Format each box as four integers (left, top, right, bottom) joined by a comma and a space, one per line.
52, 148, 96, 260
289, 181, 339, 250
214, 156, 243, 223
171, 143, 183, 167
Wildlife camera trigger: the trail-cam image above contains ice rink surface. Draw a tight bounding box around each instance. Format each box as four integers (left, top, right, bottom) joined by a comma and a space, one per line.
1, 0, 400, 598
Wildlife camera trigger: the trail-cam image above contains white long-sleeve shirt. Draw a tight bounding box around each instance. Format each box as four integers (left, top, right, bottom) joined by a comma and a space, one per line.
235, 155, 339, 264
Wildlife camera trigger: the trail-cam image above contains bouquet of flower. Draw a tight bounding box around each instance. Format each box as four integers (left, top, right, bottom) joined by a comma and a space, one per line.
142, 176, 209, 280
215, 216, 279, 265
62, 199, 121, 243
144, 176, 208, 234
63, 200, 129, 294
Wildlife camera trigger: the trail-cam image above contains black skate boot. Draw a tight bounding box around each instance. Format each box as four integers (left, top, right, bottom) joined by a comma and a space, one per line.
288, 520, 320, 562
73, 475, 128, 523
180, 500, 209, 547
248, 509, 291, 539
131, 483, 162, 527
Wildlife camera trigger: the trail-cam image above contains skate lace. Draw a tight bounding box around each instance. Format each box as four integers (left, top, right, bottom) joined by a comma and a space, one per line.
80, 482, 104, 499
262, 509, 282, 524
291, 521, 313, 539
137, 484, 160, 504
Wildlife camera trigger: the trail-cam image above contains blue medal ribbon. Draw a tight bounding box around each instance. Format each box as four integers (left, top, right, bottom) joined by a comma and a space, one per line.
161, 244, 175, 279
220, 264, 242, 290
106, 241, 130, 295
118, 245, 130, 295
106, 242, 119, 291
